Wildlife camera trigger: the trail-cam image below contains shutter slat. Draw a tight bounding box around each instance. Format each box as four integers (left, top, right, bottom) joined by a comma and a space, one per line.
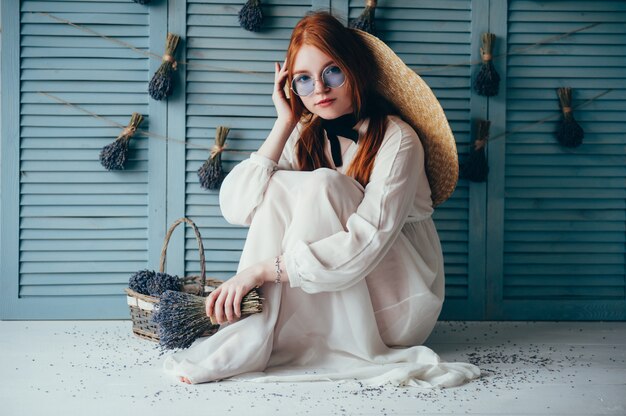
20, 284, 132, 296
21, 217, 148, 229
21, 272, 140, 286
22, 2, 144, 13
21, 228, 146, 239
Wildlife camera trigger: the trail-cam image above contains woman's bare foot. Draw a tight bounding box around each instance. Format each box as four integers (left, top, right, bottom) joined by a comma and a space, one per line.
179, 376, 192, 384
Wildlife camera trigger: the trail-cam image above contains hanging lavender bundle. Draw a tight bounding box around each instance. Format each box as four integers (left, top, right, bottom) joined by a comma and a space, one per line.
460, 119, 490, 183
238, 0, 264, 32
555, 87, 584, 148
473, 33, 500, 97
198, 125, 230, 190
149, 32, 180, 101
128, 269, 155, 295
152, 289, 264, 352
99, 112, 143, 170
348, 0, 378, 35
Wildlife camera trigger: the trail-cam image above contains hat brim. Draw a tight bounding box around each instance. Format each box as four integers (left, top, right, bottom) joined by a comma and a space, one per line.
351, 29, 459, 208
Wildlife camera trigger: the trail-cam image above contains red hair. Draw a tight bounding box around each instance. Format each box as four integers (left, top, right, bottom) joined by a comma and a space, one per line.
285, 10, 398, 187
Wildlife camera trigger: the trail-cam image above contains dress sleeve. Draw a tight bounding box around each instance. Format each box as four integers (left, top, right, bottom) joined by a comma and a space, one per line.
218, 124, 299, 226
283, 122, 425, 294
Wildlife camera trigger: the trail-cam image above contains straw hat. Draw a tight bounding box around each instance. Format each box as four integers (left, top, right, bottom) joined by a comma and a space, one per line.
351, 28, 459, 208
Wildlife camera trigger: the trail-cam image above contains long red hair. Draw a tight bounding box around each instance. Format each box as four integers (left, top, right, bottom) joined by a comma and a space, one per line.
285, 11, 398, 187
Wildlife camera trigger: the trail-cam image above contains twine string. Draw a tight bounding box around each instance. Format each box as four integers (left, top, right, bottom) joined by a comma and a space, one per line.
487, 89, 612, 143
210, 144, 226, 159
416, 22, 601, 73
35, 11, 267, 78
162, 54, 178, 70
474, 138, 487, 151
509, 22, 601, 56
36, 11, 601, 76
39, 88, 612, 155
36, 11, 162, 60
121, 126, 137, 137
36, 91, 249, 153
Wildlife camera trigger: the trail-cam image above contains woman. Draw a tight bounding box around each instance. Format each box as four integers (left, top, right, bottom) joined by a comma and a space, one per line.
164, 11, 481, 388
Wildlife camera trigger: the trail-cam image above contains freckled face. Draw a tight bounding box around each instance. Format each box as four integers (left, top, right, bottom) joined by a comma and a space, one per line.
291, 44, 353, 120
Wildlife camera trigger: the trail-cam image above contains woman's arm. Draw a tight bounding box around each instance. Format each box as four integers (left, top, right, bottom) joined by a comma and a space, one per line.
258, 254, 291, 285
218, 119, 298, 226
256, 118, 297, 165
218, 56, 298, 226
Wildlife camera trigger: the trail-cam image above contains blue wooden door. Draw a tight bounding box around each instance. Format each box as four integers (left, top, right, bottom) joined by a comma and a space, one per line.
173, 0, 321, 282
1, 0, 168, 318
488, 0, 626, 319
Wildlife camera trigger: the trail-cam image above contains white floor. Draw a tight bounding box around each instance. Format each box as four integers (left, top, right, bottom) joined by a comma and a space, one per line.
0, 320, 624, 416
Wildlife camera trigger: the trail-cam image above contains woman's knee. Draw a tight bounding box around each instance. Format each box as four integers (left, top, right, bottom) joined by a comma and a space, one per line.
300, 168, 364, 202
377, 295, 443, 348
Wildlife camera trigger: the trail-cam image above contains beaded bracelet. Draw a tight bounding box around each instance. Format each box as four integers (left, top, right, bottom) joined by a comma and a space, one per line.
274, 255, 282, 284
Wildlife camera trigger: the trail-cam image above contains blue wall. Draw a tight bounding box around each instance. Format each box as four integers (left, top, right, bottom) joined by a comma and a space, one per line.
1, 0, 624, 320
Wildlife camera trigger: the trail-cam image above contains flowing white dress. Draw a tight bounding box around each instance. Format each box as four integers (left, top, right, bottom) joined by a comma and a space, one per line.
162, 115, 481, 388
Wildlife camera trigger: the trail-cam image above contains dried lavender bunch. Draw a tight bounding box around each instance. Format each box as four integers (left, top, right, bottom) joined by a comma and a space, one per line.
473, 33, 500, 97
149, 33, 180, 101
152, 289, 264, 353
555, 87, 584, 148
348, 0, 377, 35
198, 126, 230, 190
146, 272, 182, 297
460, 119, 490, 182
152, 291, 219, 354
99, 112, 143, 170
128, 269, 155, 295
238, 0, 264, 32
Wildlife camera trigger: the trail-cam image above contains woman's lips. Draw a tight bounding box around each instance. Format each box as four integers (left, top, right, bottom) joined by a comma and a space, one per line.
317, 99, 335, 107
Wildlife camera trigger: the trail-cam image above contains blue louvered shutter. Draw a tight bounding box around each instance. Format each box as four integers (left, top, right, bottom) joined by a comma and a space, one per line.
500, 0, 626, 319
3, 0, 624, 321
183, 1, 316, 281
347, 0, 480, 318
3, 0, 156, 318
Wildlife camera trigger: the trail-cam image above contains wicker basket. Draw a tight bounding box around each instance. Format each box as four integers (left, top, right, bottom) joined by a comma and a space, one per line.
125, 217, 224, 342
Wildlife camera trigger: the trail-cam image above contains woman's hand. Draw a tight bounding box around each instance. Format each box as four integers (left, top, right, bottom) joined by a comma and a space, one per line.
205, 264, 265, 325
272, 58, 296, 127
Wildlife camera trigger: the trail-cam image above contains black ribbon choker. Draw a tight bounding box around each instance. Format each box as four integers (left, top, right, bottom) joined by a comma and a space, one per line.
320, 113, 360, 167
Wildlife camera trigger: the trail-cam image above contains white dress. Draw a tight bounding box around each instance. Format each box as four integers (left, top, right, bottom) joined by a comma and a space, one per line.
162, 115, 482, 388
